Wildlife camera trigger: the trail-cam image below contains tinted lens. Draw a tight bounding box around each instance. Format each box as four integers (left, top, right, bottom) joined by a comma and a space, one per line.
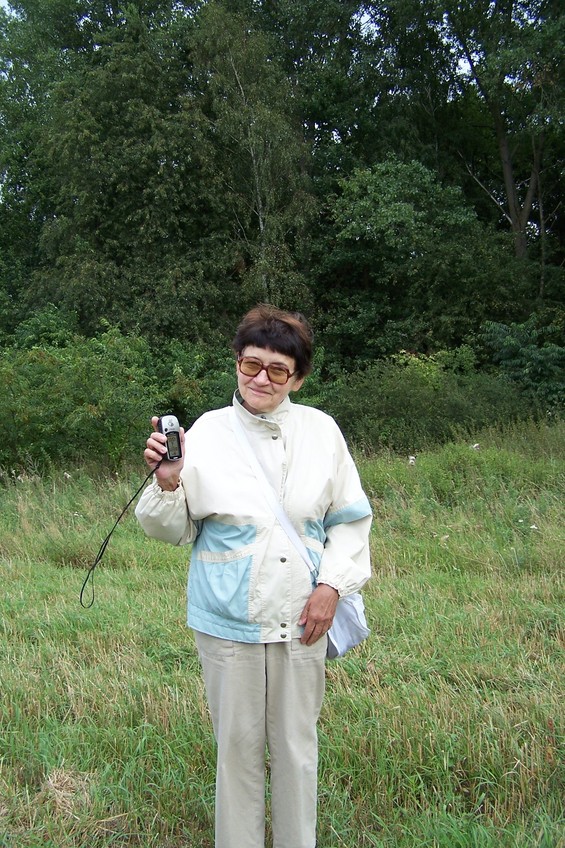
266, 365, 290, 384
239, 358, 262, 377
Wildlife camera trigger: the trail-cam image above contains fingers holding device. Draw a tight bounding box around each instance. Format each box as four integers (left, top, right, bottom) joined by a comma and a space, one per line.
144, 416, 185, 490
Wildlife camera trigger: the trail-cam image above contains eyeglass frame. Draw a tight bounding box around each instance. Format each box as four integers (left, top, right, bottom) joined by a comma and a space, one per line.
237, 355, 297, 385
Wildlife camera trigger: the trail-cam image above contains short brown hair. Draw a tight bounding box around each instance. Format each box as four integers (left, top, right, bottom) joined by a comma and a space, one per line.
232, 304, 314, 378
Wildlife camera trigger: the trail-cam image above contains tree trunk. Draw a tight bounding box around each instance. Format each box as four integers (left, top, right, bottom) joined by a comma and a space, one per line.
491, 111, 542, 260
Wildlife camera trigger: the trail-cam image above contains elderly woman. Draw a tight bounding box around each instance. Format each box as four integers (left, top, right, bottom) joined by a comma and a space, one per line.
135, 304, 372, 848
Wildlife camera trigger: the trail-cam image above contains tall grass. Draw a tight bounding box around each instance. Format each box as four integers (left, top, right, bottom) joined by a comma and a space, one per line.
1, 420, 563, 847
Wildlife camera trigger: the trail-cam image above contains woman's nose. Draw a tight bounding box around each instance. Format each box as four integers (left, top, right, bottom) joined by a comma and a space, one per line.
252, 368, 271, 385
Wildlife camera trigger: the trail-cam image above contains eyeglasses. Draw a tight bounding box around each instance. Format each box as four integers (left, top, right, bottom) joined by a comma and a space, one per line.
238, 356, 296, 385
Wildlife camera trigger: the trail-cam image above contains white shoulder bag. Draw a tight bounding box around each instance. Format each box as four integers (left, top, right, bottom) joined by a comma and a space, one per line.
229, 407, 369, 659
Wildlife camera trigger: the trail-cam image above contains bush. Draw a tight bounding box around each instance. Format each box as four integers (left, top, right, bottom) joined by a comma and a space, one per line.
12, 303, 79, 349
324, 351, 533, 453
0, 329, 542, 468
0, 329, 163, 469
151, 336, 237, 427
481, 317, 565, 411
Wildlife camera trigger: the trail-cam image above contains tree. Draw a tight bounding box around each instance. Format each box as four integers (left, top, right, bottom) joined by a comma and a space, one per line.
32, 2, 217, 337
444, 0, 564, 260
312, 158, 525, 366
368, 0, 565, 262
0, 0, 317, 336
1, 1, 254, 340
188, 1, 316, 306
1, 0, 563, 360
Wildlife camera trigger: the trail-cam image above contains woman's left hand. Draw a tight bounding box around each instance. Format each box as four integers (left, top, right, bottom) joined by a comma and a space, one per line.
299, 584, 339, 646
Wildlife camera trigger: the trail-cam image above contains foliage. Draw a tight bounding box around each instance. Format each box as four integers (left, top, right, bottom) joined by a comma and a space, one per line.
31, 2, 227, 339
12, 303, 79, 349
323, 349, 532, 452
0, 0, 317, 339
312, 159, 526, 366
153, 335, 237, 426
367, 0, 565, 259
0, 325, 245, 469
0, 329, 163, 469
481, 316, 565, 410
188, 1, 317, 306
0, 0, 564, 406
0, 324, 547, 467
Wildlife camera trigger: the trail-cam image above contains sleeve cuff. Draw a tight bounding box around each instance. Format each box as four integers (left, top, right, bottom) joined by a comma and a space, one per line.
149, 476, 185, 501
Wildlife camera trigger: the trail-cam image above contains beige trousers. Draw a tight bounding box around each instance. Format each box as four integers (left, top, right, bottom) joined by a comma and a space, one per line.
195, 631, 327, 848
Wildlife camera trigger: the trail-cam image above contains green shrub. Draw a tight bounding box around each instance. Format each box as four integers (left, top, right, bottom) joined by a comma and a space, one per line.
0, 330, 544, 468
152, 336, 236, 426
0, 329, 163, 469
12, 303, 79, 349
324, 351, 533, 453
481, 316, 565, 411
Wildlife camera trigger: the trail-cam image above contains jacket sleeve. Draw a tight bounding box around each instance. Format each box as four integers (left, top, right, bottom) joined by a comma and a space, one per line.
134, 478, 200, 546
316, 428, 372, 596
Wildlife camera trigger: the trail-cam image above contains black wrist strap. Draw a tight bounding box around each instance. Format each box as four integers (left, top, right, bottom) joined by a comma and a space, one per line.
79, 464, 159, 608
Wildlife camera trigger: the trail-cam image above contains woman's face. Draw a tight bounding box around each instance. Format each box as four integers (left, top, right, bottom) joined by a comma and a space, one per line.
237, 345, 305, 415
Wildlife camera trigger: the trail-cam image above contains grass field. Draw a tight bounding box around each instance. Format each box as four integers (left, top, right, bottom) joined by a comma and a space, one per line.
1, 419, 563, 847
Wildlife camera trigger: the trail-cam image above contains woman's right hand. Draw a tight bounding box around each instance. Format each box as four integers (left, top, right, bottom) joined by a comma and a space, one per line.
143, 416, 185, 491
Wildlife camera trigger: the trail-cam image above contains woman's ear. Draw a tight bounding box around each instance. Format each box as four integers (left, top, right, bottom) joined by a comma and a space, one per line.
291, 376, 305, 393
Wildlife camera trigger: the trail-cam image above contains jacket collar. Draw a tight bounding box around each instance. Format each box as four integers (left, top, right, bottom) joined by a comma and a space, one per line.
233, 391, 291, 429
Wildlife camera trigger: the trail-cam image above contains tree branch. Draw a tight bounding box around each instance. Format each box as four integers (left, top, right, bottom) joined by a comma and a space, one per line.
458, 152, 512, 224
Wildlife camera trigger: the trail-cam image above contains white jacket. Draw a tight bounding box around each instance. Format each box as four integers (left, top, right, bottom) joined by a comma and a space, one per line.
135, 394, 372, 643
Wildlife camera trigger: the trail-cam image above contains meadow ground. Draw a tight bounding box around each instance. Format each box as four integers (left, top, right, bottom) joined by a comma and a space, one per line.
1, 420, 563, 847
